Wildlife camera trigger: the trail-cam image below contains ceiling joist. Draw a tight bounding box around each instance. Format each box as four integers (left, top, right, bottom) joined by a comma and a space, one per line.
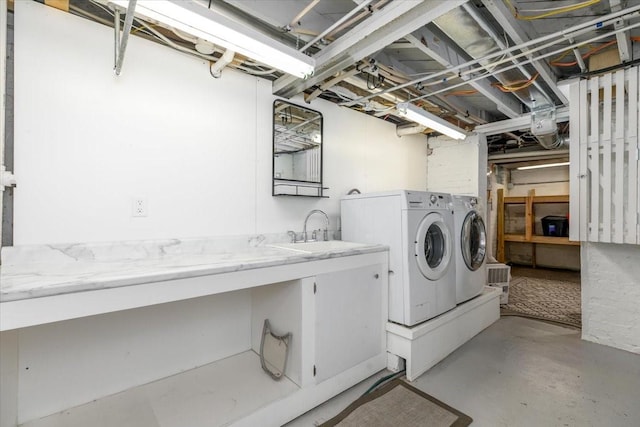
480, 0, 569, 105
273, 0, 466, 98
405, 31, 523, 118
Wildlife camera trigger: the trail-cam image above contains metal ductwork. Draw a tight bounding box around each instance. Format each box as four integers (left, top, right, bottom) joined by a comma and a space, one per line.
535, 133, 566, 149
433, 6, 564, 149
540, 134, 565, 149
530, 104, 567, 149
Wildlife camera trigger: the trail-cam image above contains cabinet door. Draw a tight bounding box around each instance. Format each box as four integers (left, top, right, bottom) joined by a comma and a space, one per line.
314, 264, 384, 383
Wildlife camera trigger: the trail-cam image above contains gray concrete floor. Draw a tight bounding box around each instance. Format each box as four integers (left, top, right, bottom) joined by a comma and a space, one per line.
287, 317, 640, 426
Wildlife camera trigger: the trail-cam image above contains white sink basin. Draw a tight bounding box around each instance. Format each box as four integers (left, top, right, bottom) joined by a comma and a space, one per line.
268, 240, 371, 254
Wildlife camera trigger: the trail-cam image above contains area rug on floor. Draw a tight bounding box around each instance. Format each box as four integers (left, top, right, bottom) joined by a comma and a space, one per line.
319, 379, 472, 427
501, 276, 581, 329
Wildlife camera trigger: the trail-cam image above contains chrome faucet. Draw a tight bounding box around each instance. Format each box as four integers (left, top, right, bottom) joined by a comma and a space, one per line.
302, 209, 330, 242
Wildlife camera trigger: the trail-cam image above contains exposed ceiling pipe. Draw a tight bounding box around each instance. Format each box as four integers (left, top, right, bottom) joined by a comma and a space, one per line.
461, 3, 556, 105
305, 67, 363, 103
475, 106, 569, 135
324, 0, 390, 39
433, 7, 548, 110
135, 19, 220, 62
569, 37, 588, 72
368, 17, 640, 116
113, 0, 137, 76
479, 0, 570, 105
170, 27, 198, 44
299, 0, 375, 53
434, 4, 563, 149
375, 65, 480, 126
210, 49, 236, 78
341, 4, 640, 107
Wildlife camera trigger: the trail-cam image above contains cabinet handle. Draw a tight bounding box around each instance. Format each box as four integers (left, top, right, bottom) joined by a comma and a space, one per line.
374, 274, 379, 279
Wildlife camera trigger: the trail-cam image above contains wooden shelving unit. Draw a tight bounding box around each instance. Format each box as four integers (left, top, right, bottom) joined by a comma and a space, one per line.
497, 189, 579, 266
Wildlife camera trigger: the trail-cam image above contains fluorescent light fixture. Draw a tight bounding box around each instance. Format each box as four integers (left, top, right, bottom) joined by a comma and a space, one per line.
516, 161, 570, 170
396, 102, 467, 140
110, 0, 315, 78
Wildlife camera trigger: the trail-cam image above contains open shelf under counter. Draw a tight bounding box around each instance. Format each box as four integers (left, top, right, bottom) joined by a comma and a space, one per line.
3, 249, 390, 427
21, 351, 299, 427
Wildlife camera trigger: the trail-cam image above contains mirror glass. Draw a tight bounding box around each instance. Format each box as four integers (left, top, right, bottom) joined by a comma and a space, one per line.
273, 100, 324, 197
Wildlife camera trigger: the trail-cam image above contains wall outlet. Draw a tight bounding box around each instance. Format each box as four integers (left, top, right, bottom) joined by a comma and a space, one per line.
132, 198, 148, 217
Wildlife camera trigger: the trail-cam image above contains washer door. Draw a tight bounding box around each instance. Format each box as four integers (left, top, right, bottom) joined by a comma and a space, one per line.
415, 212, 452, 280
461, 211, 486, 271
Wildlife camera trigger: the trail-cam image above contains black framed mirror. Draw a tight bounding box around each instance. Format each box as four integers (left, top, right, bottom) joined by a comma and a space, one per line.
272, 100, 325, 197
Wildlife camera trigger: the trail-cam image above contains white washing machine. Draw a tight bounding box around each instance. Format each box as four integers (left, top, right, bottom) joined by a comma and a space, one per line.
341, 190, 457, 326
452, 195, 487, 304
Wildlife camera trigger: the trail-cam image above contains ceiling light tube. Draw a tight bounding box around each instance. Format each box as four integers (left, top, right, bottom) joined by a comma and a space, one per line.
396, 103, 467, 140
110, 0, 315, 78
516, 161, 570, 170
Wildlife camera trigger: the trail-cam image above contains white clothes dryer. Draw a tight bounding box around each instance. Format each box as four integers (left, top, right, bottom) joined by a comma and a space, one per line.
341, 190, 456, 326
452, 195, 487, 304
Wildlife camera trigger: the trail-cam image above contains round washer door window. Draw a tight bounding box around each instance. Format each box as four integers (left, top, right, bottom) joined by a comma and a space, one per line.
415, 213, 452, 281
461, 211, 486, 271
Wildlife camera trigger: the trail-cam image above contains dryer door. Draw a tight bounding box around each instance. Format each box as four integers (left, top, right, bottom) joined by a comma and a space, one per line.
461, 211, 486, 271
415, 212, 452, 280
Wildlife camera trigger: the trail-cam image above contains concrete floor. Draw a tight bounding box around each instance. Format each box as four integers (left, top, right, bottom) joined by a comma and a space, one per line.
286, 317, 640, 426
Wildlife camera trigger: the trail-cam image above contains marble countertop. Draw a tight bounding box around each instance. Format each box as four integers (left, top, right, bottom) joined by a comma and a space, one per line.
0, 236, 386, 303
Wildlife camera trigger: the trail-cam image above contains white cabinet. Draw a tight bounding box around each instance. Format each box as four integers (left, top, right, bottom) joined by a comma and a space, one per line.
1, 252, 388, 427
314, 264, 384, 383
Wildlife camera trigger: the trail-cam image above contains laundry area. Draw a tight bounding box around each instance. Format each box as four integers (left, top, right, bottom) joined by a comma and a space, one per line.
1, 1, 639, 427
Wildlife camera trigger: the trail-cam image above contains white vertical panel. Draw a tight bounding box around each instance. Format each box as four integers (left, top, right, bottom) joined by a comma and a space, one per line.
569, 81, 581, 242
314, 265, 383, 383
579, 79, 589, 241
589, 77, 600, 241
635, 67, 640, 243
0, 331, 18, 427
575, 66, 640, 245
627, 66, 639, 244
601, 73, 612, 242
614, 70, 625, 243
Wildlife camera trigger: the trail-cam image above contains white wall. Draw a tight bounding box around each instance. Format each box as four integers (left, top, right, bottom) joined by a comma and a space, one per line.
507, 166, 569, 197
13, 1, 427, 245
426, 134, 487, 197
581, 243, 640, 354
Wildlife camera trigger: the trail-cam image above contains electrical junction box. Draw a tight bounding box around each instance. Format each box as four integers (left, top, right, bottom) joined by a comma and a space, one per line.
531, 106, 556, 137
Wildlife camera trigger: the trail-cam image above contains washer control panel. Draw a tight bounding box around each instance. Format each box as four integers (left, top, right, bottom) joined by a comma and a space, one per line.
405, 191, 452, 209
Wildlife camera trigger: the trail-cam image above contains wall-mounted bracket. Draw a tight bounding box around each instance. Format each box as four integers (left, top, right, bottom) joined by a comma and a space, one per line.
0, 165, 16, 191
